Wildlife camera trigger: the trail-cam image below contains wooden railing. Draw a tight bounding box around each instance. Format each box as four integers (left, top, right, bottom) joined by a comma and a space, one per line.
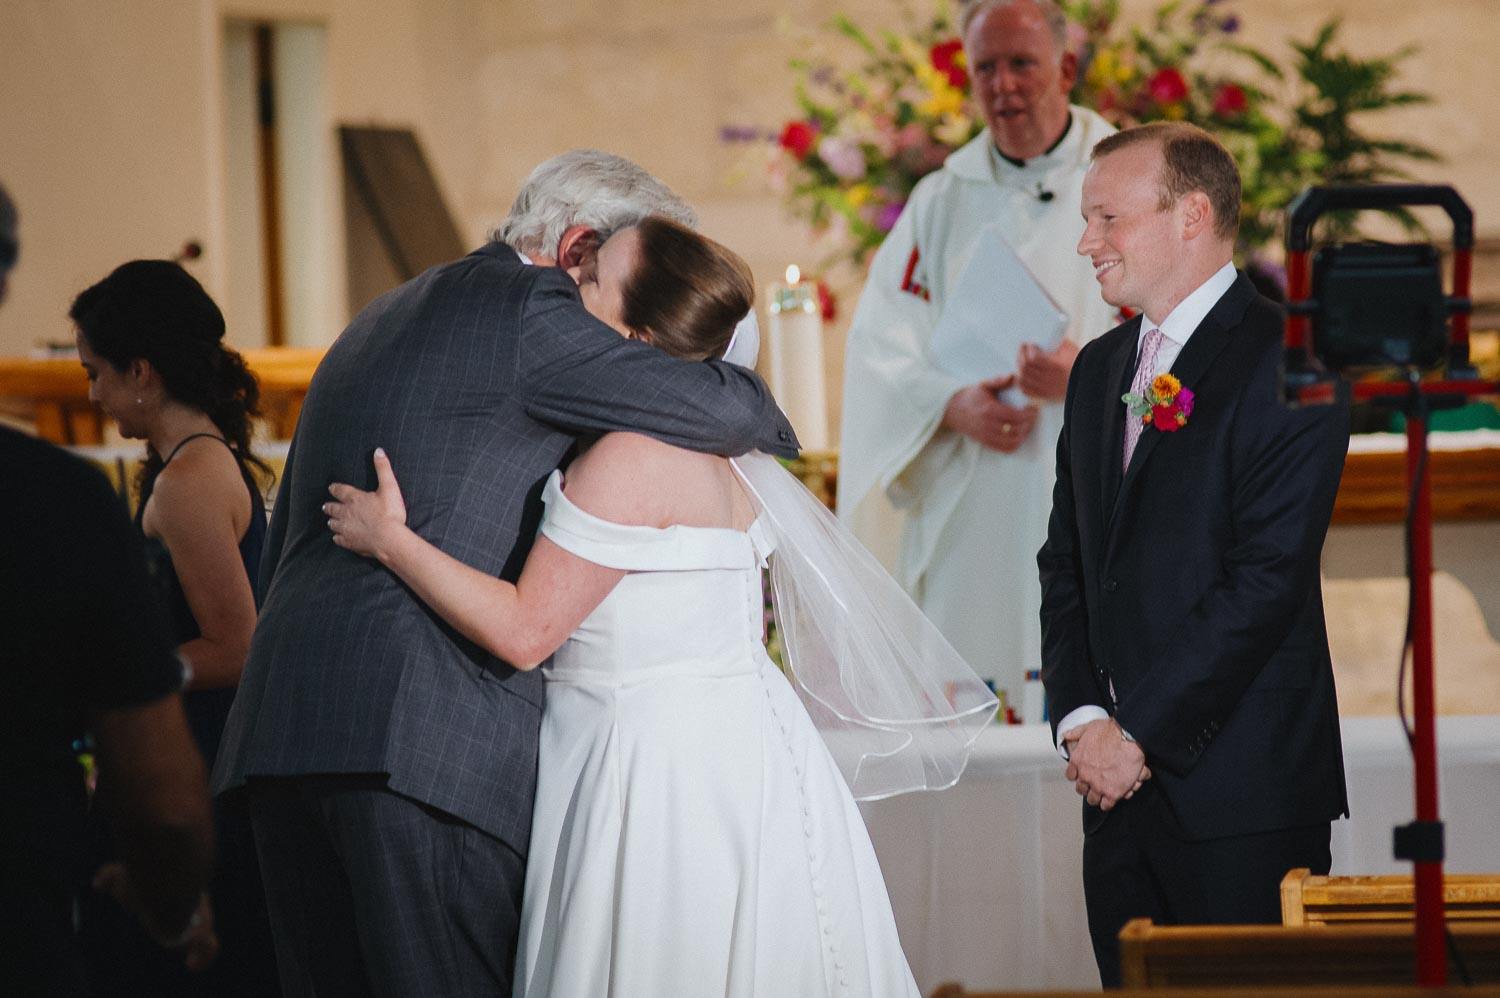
4, 349, 1498, 523
0, 347, 324, 444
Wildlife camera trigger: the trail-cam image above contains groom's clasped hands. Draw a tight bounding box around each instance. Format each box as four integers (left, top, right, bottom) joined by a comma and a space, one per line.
1061, 718, 1151, 811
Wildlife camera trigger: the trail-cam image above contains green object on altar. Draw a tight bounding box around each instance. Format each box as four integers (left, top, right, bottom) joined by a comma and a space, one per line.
1391, 402, 1500, 433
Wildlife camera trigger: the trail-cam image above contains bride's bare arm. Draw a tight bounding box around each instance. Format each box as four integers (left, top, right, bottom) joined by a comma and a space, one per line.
326, 449, 624, 670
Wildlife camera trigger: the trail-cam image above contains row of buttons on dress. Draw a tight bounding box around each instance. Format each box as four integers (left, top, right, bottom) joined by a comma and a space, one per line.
759, 673, 853, 996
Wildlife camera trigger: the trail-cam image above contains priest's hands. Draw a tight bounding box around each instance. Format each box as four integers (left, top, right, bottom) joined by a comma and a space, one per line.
1062, 718, 1150, 811
1017, 338, 1080, 401
942, 375, 1039, 452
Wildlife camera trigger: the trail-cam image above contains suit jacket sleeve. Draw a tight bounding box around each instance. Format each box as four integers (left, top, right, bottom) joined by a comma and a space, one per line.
1118, 346, 1351, 776
1037, 343, 1102, 737
518, 268, 799, 459
257, 430, 296, 602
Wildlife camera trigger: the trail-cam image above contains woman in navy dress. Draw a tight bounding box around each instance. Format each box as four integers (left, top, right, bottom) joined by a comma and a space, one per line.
72, 260, 279, 996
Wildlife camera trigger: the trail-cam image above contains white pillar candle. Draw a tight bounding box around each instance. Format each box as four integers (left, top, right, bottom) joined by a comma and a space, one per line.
766, 265, 830, 451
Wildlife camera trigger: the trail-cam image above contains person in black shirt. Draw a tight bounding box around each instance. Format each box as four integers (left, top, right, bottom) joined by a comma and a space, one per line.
0, 426, 216, 996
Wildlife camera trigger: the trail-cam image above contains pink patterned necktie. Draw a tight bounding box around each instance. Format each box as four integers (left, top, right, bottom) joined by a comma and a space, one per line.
1122, 327, 1164, 472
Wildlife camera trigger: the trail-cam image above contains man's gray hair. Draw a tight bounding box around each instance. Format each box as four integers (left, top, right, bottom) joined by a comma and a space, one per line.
0, 182, 18, 277
490, 150, 696, 257
958, 0, 1069, 54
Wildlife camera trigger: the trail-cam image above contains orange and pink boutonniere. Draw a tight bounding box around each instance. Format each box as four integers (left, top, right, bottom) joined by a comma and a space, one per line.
1123, 373, 1196, 433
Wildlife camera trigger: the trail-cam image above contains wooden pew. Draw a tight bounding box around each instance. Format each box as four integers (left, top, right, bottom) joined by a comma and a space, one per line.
1282, 867, 1500, 926
1117, 918, 1500, 988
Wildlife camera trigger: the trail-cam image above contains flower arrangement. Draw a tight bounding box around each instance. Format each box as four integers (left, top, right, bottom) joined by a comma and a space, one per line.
726, 1, 1438, 275
1124, 372, 1195, 432
1065, 1, 1439, 255
722, 4, 981, 269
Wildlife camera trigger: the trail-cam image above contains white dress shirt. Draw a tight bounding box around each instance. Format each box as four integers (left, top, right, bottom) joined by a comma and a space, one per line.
1054, 261, 1237, 755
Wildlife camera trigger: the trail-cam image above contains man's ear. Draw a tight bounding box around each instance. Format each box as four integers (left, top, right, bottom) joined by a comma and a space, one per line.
1178, 191, 1213, 241
1057, 50, 1080, 93
556, 225, 602, 271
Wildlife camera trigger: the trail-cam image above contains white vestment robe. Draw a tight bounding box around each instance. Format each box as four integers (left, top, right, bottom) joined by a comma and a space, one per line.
838, 107, 1118, 701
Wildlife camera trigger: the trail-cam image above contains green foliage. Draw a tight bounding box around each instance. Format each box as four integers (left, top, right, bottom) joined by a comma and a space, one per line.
1066, 2, 1441, 253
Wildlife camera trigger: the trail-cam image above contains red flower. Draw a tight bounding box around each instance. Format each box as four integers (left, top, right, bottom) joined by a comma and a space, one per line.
778, 121, 818, 160
1212, 83, 1248, 116
930, 39, 968, 89
1147, 67, 1189, 104
1151, 403, 1185, 431
815, 279, 837, 322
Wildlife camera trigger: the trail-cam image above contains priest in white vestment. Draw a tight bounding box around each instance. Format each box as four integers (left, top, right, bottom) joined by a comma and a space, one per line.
838, 0, 1117, 704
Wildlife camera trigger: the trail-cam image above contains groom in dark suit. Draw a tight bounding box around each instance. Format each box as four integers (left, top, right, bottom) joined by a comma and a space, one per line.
1038, 123, 1350, 987
214, 150, 797, 997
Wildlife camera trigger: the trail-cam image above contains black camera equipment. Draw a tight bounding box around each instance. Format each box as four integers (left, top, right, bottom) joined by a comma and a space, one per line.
1282, 184, 1496, 987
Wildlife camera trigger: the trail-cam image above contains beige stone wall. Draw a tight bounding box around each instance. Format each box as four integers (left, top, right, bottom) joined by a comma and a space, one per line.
0, 0, 482, 355
2, 0, 1492, 435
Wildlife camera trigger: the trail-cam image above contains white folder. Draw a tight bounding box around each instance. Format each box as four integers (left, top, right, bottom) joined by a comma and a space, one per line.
928, 224, 1068, 406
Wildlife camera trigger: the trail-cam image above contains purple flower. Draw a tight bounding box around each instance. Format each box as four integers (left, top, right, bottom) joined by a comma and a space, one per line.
876, 200, 906, 233
1221, 15, 1240, 33
719, 125, 766, 143
1177, 387, 1195, 417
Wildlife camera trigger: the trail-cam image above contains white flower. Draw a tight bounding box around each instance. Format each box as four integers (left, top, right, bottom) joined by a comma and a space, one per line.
818, 136, 868, 181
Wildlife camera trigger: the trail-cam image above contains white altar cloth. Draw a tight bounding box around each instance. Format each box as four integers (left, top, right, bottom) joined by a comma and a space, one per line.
860, 714, 1500, 994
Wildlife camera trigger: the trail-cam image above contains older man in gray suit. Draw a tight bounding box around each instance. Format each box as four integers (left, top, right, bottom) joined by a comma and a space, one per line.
214, 150, 797, 997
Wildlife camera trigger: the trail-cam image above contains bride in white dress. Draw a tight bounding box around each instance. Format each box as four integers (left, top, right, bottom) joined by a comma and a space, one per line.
326, 217, 993, 997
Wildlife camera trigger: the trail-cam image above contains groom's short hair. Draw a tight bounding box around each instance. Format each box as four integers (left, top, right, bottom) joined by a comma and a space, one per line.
491, 151, 696, 257
1092, 122, 1241, 242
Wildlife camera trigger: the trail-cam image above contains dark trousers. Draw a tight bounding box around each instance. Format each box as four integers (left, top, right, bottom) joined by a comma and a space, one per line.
248, 775, 525, 998
1082, 792, 1331, 988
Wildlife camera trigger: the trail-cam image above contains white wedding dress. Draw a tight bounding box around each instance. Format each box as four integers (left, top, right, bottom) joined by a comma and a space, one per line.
513, 470, 921, 998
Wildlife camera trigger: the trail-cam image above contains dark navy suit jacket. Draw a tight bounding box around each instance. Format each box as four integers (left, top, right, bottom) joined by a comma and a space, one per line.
215, 243, 796, 853
1039, 271, 1350, 841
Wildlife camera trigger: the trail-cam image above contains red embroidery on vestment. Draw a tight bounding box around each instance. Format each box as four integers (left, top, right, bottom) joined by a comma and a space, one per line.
899, 247, 931, 302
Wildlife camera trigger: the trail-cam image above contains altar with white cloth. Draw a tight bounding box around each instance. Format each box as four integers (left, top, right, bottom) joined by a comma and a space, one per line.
859, 714, 1500, 995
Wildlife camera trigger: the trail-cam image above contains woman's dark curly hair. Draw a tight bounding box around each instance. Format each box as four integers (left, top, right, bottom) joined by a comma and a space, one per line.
70, 260, 270, 488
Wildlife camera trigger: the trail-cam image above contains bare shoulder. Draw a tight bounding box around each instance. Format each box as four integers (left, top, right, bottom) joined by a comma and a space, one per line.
143, 439, 250, 539
562, 432, 745, 529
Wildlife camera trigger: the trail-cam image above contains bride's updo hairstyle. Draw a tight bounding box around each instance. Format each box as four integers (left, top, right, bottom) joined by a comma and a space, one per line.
619, 217, 754, 362
70, 260, 269, 483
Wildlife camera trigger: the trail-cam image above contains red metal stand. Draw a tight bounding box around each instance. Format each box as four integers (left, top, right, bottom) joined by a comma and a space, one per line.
1283, 186, 1490, 987
1405, 415, 1446, 986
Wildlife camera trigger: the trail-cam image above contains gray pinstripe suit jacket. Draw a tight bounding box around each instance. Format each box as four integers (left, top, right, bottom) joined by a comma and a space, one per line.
212, 242, 797, 853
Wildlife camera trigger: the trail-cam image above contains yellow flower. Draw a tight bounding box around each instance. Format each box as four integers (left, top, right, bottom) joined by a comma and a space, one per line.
844, 183, 873, 208
1152, 372, 1182, 398
921, 87, 966, 119
1087, 49, 1116, 89
934, 111, 975, 146
1162, 101, 1188, 121
914, 65, 965, 118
